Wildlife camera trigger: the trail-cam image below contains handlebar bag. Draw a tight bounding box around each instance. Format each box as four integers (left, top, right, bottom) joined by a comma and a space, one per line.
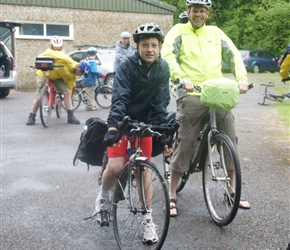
200, 78, 239, 110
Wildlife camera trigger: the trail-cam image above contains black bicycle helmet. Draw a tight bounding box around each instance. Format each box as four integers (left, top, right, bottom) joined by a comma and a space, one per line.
133, 23, 165, 43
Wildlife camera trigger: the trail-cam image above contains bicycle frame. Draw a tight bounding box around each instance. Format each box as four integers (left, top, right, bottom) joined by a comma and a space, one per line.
45, 71, 58, 108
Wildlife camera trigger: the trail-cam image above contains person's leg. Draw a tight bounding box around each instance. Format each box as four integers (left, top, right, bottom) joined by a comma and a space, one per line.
26, 76, 45, 125
53, 79, 80, 124
94, 136, 127, 221
85, 86, 96, 111
169, 96, 207, 216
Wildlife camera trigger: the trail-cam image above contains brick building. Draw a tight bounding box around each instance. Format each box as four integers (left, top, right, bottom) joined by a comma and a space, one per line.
0, 0, 176, 90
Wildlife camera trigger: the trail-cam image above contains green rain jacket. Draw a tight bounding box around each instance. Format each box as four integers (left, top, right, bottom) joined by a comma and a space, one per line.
162, 23, 247, 97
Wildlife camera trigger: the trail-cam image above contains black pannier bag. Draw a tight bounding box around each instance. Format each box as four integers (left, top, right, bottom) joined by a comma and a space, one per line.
73, 117, 108, 167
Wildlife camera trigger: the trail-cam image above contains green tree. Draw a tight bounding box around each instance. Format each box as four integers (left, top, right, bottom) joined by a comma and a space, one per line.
160, 0, 290, 56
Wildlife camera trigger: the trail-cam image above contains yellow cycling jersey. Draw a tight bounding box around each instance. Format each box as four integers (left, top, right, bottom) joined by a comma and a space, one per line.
162, 23, 247, 95
36, 48, 78, 90
280, 54, 290, 79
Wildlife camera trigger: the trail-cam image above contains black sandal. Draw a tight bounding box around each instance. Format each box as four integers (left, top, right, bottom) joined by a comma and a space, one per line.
169, 198, 178, 217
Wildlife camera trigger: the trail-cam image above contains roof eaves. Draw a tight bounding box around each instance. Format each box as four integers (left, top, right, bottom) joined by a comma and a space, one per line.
139, 0, 177, 13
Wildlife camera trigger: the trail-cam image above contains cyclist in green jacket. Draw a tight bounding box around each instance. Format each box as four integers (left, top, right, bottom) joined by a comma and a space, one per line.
162, 0, 251, 217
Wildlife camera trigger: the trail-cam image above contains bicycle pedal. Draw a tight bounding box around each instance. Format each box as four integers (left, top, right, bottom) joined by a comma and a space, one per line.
100, 210, 110, 227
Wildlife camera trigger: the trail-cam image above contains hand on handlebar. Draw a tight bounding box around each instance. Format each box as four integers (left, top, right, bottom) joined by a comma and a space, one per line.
103, 128, 122, 147
181, 79, 194, 92
238, 81, 249, 94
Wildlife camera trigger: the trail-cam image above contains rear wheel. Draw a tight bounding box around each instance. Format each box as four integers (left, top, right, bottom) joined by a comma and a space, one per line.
95, 86, 112, 109
202, 133, 241, 226
56, 102, 62, 118
39, 86, 51, 128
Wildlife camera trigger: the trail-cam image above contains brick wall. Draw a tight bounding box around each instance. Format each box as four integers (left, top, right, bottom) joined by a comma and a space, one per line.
1, 4, 174, 90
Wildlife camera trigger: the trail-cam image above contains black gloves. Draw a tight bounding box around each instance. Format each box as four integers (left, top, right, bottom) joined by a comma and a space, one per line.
103, 130, 120, 147
157, 134, 168, 147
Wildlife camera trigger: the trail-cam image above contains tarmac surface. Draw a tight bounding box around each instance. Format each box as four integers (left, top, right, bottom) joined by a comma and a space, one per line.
1, 74, 289, 250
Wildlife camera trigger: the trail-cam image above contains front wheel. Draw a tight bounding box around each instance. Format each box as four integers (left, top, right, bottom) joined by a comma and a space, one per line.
202, 133, 241, 226
39, 86, 51, 128
95, 86, 112, 109
112, 161, 170, 250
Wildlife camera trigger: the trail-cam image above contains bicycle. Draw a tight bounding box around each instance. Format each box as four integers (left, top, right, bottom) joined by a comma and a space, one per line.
163, 81, 254, 226
63, 77, 112, 111
99, 116, 174, 250
33, 56, 64, 128
258, 78, 290, 105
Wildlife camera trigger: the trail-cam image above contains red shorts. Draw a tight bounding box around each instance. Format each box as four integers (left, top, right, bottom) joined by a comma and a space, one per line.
108, 136, 152, 158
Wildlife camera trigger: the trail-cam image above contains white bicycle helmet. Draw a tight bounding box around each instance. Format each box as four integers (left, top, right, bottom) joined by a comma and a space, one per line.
133, 23, 164, 43
121, 31, 131, 38
186, 0, 212, 9
50, 35, 63, 47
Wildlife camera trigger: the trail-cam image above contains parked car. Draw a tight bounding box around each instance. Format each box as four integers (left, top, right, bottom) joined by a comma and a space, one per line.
0, 21, 21, 98
68, 48, 115, 88
239, 49, 279, 73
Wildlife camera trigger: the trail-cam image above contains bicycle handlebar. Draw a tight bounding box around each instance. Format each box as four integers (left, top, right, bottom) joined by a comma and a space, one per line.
117, 116, 177, 137
175, 80, 254, 92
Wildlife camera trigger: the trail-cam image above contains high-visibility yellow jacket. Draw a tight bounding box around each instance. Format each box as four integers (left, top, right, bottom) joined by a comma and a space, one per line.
36, 49, 78, 90
280, 54, 290, 79
162, 23, 247, 96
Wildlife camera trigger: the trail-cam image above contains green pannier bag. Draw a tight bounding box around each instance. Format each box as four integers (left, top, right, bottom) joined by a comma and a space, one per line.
200, 78, 240, 110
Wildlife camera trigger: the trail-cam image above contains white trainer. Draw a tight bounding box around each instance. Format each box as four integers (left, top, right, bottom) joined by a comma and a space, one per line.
93, 196, 110, 226
142, 219, 159, 243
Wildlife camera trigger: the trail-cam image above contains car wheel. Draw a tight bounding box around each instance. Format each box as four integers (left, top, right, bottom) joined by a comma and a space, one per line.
253, 64, 260, 73
0, 88, 10, 98
105, 74, 115, 88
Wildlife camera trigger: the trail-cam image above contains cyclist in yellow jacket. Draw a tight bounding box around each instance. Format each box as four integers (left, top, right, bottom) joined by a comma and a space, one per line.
280, 43, 290, 82
26, 36, 82, 125
162, 0, 251, 216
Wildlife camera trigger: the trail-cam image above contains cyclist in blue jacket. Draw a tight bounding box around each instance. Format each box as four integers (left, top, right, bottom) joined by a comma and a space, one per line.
80, 47, 102, 111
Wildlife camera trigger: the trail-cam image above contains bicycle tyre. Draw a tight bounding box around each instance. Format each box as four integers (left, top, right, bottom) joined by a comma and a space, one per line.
56, 102, 62, 118
112, 160, 170, 250
95, 86, 112, 109
176, 171, 189, 193
62, 89, 82, 111
267, 94, 284, 103
39, 86, 51, 128
201, 133, 241, 226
